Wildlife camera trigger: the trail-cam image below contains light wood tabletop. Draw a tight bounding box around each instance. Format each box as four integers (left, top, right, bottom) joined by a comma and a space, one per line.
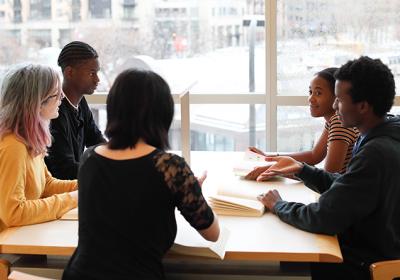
0, 152, 342, 264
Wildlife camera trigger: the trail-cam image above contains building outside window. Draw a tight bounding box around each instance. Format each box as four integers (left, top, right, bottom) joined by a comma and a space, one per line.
0, 0, 399, 152
89, 0, 111, 19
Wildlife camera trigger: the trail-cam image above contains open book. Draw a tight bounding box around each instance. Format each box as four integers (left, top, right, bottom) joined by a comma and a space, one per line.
208, 178, 267, 217
60, 208, 230, 259
169, 213, 230, 259
233, 150, 275, 177
208, 176, 312, 217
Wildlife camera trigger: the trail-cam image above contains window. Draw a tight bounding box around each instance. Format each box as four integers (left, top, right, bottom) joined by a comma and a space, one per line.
277, 0, 400, 96
276, 0, 400, 151
29, 0, 51, 20
1, 1, 399, 153
89, 0, 111, 19
28, 29, 51, 48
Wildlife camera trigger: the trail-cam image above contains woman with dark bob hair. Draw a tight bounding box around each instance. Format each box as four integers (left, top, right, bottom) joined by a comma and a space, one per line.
62, 69, 220, 280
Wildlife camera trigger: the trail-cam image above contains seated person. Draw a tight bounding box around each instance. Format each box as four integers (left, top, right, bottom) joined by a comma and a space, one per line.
257, 56, 400, 280
0, 64, 78, 232
249, 67, 359, 179
62, 69, 220, 280
45, 41, 105, 180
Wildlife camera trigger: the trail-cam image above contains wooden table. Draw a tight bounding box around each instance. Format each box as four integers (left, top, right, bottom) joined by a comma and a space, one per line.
0, 152, 342, 279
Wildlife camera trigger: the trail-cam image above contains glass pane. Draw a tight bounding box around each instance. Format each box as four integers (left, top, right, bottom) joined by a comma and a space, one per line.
173, 104, 266, 151
277, 106, 324, 152
0, 1, 265, 94
277, 0, 400, 96
88, 104, 107, 135
390, 106, 400, 115
89, 104, 266, 152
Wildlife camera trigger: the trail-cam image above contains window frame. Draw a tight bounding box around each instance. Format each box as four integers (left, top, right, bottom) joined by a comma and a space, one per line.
85, 0, 400, 152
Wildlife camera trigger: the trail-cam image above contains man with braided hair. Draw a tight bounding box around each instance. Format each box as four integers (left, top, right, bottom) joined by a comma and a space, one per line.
45, 41, 105, 179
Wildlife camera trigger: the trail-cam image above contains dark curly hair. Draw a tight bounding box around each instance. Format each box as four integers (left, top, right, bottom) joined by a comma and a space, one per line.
334, 56, 395, 117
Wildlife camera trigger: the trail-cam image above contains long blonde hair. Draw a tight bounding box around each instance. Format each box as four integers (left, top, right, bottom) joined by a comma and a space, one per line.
0, 64, 60, 156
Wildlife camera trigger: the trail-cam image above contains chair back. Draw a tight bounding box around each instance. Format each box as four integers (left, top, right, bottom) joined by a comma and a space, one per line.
0, 259, 10, 280
370, 260, 400, 280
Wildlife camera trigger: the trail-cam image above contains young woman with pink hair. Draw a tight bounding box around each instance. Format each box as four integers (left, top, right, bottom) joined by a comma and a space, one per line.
0, 64, 78, 232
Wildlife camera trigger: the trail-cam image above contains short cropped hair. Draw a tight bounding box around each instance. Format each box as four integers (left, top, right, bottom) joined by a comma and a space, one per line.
57, 41, 98, 71
316, 67, 338, 95
335, 56, 395, 117
105, 69, 174, 150
0, 64, 60, 156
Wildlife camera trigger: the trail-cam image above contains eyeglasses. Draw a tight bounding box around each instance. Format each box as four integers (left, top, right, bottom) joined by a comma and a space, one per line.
41, 90, 64, 105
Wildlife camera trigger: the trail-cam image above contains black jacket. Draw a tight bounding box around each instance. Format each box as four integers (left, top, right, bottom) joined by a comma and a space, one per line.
274, 115, 400, 265
45, 97, 105, 180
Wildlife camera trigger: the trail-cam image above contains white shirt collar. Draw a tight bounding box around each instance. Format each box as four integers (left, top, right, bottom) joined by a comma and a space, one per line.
64, 95, 79, 111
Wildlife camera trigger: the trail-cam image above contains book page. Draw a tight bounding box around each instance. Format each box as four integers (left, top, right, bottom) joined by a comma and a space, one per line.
209, 195, 265, 217
172, 212, 230, 259
243, 149, 267, 161
232, 150, 276, 177
217, 177, 269, 201
215, 176, 316, 204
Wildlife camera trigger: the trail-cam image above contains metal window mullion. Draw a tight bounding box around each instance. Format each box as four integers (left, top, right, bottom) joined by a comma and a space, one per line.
86, 94, 400, 106
180, 91, 191, 164
277, 96, 309, 106
265, 0, 278, 152
86, 93, 268, 104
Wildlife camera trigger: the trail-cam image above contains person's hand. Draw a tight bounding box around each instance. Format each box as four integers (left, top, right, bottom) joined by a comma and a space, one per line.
244, 165, 270, 180
196, 170, 207, 187
256, 156, 303, 182
257, 189, 282, 214
248, 146, 266, 156
68, 190, 78, 202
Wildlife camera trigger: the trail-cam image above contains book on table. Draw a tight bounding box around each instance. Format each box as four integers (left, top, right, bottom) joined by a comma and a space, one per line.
208, 177, 268, 217
169, 212, 230, 260
60, 207, 230, 260
232, 150, 275, 177
208, 175, 310, 217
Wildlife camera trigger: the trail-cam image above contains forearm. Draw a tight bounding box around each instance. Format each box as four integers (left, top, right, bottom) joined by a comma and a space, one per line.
297, 164, 339, 194
1, 193, 77, 227
273, 200, 338, 235
43, 179, 77, 197
287, 151, 322, 166
198, 213, 220, 242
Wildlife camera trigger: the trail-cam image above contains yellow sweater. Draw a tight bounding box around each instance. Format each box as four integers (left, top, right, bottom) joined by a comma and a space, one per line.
0, 134, 77, 231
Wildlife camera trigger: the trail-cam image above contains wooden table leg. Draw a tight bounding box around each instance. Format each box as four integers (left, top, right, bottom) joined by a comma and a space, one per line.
0, 259, 10, 280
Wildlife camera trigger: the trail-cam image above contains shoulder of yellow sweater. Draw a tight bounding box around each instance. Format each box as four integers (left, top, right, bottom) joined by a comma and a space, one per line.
0, 133, 29, 156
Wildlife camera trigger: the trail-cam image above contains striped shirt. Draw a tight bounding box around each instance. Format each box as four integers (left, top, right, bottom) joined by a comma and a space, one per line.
324, 113, 359, 173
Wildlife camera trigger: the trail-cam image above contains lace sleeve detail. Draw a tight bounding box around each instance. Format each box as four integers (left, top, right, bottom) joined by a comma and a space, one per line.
154, 152, 214, 230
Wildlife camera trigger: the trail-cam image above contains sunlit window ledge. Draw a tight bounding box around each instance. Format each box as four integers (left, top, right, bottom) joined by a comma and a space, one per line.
86, 93, 400, 106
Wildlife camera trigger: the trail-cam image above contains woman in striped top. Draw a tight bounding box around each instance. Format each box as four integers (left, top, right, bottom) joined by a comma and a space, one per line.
249, 67, 359, 176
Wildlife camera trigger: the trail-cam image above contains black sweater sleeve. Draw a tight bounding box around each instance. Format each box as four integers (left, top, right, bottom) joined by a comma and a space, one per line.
45, 112, 79, 179
297, 164, 341, 194
273, 147, 381, 235
80, 98, 106, 146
